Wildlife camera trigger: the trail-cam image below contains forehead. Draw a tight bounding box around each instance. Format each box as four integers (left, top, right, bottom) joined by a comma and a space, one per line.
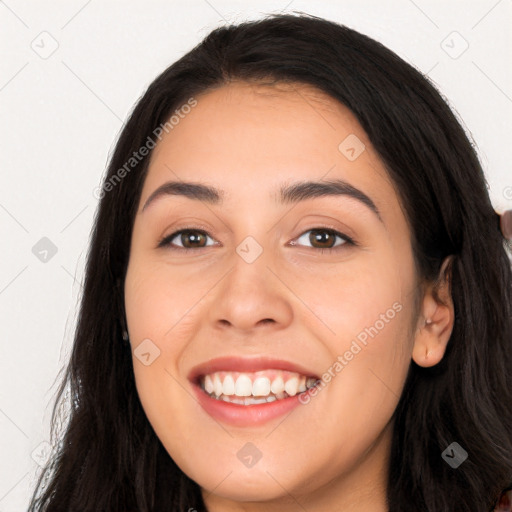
142, 81, 398, 220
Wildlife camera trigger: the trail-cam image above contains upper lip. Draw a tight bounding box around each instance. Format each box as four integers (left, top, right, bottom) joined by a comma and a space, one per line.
188, 356, 320, 384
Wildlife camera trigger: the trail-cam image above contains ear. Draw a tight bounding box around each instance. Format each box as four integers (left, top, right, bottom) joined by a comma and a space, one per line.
412, 256, 455, 367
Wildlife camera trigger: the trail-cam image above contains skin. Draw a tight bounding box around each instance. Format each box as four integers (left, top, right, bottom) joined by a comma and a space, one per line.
124, 81, 454, 511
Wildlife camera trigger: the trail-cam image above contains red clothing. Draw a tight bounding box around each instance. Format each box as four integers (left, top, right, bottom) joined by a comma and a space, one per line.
494, 489, 512, 511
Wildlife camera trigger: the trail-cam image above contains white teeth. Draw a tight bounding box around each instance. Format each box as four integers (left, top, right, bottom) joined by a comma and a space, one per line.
270, 376, 285, 394
252, 377, 271, 396
284, 376, 299, 396
213, 374, 223, 397
200, 369, 319, 403
223, 374, 235, 395
204, 375, 214, 394
235, 375, 253, 396
220, 395, 278, 405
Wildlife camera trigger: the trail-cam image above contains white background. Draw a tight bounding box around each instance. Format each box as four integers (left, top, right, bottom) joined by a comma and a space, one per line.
1, 1, 511, 510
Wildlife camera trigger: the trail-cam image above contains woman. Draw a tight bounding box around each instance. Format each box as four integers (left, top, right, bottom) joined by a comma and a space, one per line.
29, 12, 512, 511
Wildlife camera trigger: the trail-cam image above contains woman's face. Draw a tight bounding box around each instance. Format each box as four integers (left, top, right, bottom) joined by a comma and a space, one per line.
124, 81, 422, 509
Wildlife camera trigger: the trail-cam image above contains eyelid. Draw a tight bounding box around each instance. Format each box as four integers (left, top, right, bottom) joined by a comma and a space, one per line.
157, 224, 218, 250
158, 224, 356, 252
288, 224, 356, 252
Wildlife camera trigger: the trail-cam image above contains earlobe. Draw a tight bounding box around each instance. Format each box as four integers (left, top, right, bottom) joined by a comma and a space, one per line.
412, 323, 451, 367
412, 256, 455, 368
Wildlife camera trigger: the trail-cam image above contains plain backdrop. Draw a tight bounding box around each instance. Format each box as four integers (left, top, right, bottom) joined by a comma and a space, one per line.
1, 1, 511, 510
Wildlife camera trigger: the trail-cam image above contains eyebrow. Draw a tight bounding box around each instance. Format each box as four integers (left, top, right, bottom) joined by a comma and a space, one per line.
141, 179, 382, 221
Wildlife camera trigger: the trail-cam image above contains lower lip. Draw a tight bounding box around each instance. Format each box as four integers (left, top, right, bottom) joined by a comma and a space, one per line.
192, 383, 312, 427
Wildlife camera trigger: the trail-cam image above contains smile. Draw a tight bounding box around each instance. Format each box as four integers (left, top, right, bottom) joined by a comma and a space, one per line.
199, 370, 319, 405
189, 357, 322, 426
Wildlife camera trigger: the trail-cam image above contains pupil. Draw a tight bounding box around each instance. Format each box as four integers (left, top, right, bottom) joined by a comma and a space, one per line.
311, 229, 333, 248
184, 232, 204, 248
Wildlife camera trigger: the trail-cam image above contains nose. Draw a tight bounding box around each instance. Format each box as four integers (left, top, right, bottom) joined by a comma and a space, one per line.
207, 245, 294, 335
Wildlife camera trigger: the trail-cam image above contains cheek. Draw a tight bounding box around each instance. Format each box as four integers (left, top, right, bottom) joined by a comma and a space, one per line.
124, 259, 209, 454
293, 249, 407, 346
328, 305, 412, 421
300, 247, 414, 426
124, 258, 205, 343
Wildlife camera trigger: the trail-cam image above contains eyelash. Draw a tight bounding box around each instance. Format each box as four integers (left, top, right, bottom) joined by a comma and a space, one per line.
157, 225, 356, 253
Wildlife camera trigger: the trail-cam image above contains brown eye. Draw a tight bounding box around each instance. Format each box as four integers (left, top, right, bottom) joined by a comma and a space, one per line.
293, 228, 353, 251
159, 229, 215, 250
179, 231, 207, 248
309, 229, 338, 249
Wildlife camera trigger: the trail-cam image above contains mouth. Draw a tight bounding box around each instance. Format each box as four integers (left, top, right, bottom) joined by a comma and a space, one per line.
188, 357, 321, 426
198, 370, 319, 405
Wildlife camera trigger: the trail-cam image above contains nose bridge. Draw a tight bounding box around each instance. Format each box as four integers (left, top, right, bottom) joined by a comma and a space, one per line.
226, 233, 275, 305
208, 233, 294, 332
235, 233, 266, 266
